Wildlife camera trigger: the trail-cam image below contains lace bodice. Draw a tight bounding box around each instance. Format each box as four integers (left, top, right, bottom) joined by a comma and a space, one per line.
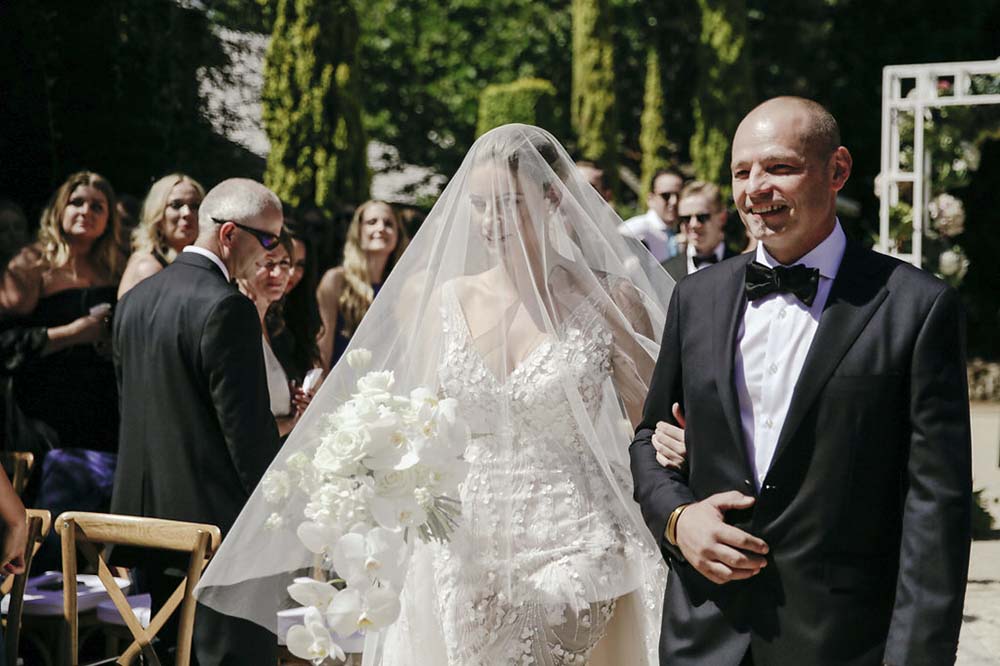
412, 283, 641, 666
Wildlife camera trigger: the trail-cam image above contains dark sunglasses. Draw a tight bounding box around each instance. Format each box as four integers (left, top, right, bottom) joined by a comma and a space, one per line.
682, 212, 713, 224
212, 217, 281, 250
656, 191, 680, 202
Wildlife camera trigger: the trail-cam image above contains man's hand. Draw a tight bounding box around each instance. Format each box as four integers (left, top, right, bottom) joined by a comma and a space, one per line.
675, 491, 768, 584
653, 402, 686, 469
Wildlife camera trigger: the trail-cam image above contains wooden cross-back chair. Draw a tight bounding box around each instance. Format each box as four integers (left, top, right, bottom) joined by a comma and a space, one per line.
0, 451, 35, 497
2, 508, 51, 666
55, 512, 222, 666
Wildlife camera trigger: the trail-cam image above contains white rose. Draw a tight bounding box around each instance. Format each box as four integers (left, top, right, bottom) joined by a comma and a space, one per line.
313, 429, 369, 476
286, 451, 311, 474
346, 348, 373, 371
261, 470, 291, 503
373, 468, 417, 499
357, 371, 395, 398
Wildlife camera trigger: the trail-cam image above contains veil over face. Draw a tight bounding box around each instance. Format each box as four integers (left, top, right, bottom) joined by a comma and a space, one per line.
196, 124, 674, 664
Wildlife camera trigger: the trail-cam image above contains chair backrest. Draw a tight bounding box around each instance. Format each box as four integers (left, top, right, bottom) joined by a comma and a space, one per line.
2, 508, 51, 666
0, 452, 34, 497
54, 512, 222, 666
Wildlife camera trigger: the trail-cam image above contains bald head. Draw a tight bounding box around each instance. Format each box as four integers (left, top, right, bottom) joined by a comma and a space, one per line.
198, 178, 282, 237
738, 97, 841, 160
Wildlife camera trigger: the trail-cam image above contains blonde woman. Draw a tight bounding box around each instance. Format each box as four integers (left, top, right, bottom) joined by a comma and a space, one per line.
316, 200, 409, 370
0, 169, 124, 448
117, 173, 204, 297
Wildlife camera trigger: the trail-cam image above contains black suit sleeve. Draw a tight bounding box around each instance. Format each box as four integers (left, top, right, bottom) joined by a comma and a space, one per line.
884, 286, 972, 666
200, 292, 281, 496
630, 286, 696, 562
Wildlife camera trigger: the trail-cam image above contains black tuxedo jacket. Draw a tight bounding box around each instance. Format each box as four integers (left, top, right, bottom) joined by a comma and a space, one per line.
631, 241, 972, 666
111, 252, 280, 535
661, 246, 739, 282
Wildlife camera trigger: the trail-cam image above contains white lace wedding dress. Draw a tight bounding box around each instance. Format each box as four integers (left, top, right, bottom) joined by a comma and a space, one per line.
382, 283, 651, 666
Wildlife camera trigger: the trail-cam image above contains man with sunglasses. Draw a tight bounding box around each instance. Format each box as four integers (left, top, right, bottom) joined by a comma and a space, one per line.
618, 168, 685, 262
112, 178, 284, 665
662, 180, 737, 281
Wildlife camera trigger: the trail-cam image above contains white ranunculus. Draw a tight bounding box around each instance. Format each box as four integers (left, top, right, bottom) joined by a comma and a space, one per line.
287, 577, 337, 611
345, 348, 373, 371
928, 193, 965, 238
261, 470, 291, 503
286, 607, 346, 663
356, 371, 395, 399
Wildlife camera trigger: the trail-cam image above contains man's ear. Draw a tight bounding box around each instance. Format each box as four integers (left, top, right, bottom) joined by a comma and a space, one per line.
831, 146, 852, 191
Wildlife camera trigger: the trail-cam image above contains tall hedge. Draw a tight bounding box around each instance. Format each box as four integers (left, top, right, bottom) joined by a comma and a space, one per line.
690, 0, 754, 188
571, 0, 616, 174
262, 0, 368, 211
639, 48, 672, 200
476, 78, 559, 137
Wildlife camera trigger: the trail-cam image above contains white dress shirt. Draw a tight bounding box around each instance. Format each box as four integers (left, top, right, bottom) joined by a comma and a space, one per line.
734, 221, 846, 489
263, 337, 292, 417
182, 246, 230, 283
686, 241, 726, 275
617, 209, 680, 262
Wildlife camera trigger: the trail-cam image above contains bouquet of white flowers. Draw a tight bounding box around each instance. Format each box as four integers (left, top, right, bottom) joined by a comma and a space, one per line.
260, 348, 470, 664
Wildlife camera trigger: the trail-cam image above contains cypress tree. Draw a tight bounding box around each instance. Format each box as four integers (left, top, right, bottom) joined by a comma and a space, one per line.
690, 0, 754, 188
477, 79, 560, 137
571, 0, 616, 179
262, 0, 368, 211
639, 48, 672, 200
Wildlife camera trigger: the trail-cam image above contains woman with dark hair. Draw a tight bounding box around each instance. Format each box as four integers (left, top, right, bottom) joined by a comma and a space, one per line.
316, 200, 410, 371
267, 215, 322, 387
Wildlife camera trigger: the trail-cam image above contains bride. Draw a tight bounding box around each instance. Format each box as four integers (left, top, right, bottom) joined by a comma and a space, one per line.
197, 125, 675, 665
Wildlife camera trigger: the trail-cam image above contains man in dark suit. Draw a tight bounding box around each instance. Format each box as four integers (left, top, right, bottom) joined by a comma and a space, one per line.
112, 178, 284, 664
662, 180, 739, 282
630, 97, 972, 666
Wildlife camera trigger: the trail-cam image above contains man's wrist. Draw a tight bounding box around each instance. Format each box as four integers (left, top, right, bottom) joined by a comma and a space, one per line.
666, 503, 690, 547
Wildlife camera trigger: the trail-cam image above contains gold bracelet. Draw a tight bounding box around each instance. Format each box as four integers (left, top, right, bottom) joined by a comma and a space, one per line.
666, 503, 690, 547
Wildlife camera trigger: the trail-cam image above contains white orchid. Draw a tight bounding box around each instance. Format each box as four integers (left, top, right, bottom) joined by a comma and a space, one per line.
296, 521, 342, 556
331, 528, 406, 588
326, 584, 401, 636
286, 606, 346, 663
287, 577, 338, 611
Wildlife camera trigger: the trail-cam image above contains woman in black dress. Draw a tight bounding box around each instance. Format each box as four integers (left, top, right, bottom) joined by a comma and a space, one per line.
0, 171, 125, 567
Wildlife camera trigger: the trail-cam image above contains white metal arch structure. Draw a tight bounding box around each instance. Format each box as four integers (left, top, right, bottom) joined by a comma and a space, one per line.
878, 58, 1000, 266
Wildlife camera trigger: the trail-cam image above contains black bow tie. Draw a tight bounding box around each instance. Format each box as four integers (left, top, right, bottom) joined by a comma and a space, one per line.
693, 254, 718, 268
745, 261, 820, 307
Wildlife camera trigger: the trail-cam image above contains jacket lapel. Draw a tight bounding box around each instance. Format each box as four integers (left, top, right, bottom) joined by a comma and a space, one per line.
714, 253, 754, 471
766, 241, 889, 474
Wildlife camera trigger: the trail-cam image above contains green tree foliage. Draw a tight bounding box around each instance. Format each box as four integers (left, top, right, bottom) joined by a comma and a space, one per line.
0, 0, 241, 218
477, 79, 561, 137
262, 0, 368, 211
571, 0, 616, 173
690, 0, 754, 189
639, 49, 673, 200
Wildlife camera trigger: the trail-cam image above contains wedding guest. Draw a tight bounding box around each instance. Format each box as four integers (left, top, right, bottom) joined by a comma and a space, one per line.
267, 216, 322, 387
0, 172, 124, 569
117, 173, 205, 297
317, 199, 409, 371
618, 168, 685, 262
661, 181, 738, 282
576, 160, 614, 203
112, 177, 283, 664
239, 233, 313, 437
0, 200, 30, 268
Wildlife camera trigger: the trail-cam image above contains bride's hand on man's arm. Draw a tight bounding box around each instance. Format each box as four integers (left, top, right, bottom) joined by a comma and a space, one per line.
652, 402, 687, 470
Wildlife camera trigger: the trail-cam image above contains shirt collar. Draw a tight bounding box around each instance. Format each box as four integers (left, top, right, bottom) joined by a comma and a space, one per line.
755, 218, 845, 280
183, 246, 230, 283
646, 208, 670, 232
688, 241, 726, 261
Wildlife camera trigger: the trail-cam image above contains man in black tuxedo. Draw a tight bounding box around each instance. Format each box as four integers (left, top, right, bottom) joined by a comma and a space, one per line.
112, 178, 283, 664
630, 97, 972, 666
662, 180, 739, 282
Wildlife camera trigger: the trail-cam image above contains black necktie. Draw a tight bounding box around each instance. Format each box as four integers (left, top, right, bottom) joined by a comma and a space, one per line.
745, 261, 820, 307
693, 254, 718, 268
